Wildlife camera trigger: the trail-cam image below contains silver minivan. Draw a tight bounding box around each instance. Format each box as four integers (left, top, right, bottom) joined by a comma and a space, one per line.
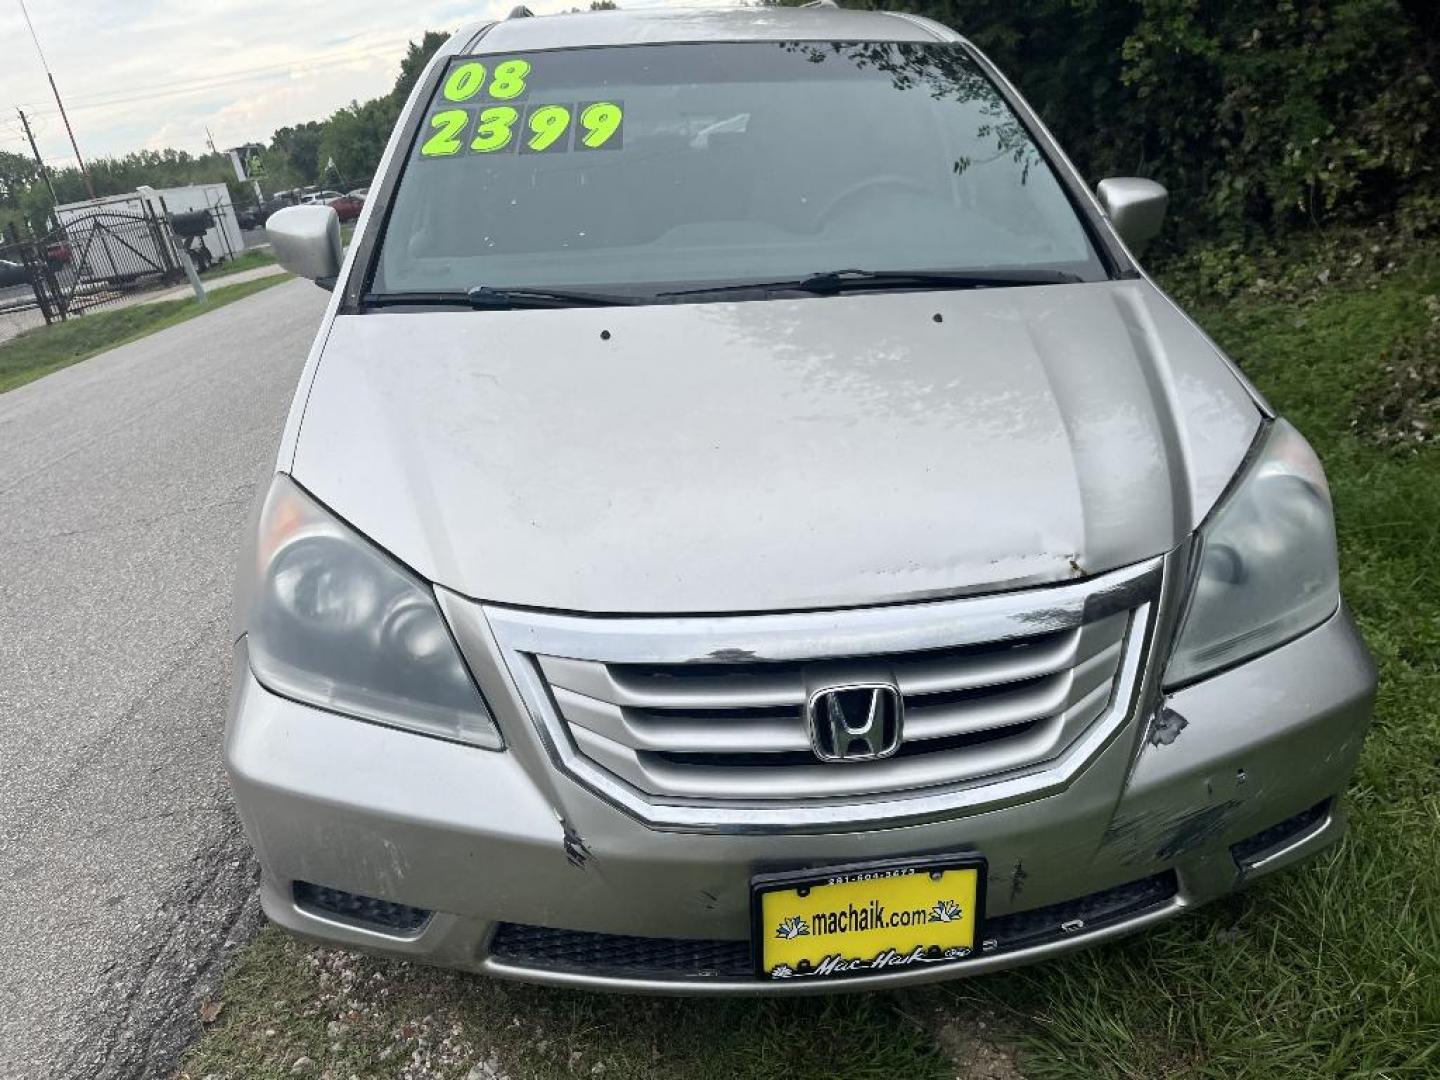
230, 5, 1376, 991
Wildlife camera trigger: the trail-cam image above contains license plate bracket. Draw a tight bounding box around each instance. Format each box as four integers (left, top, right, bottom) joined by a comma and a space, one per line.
751, 853, 987, 982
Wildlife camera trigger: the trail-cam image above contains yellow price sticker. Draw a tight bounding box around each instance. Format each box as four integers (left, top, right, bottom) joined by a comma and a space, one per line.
488, 58, 531, 100
443, 61, 487, 102
419, 109, 469, 157
471, 106, 520, 153
418, 100, 625, 160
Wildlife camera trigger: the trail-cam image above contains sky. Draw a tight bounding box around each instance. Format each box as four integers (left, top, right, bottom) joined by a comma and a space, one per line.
0, 0, 703, 170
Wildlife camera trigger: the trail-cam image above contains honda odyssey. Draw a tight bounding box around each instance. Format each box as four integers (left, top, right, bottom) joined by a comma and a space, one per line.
231, 4, 1376, 991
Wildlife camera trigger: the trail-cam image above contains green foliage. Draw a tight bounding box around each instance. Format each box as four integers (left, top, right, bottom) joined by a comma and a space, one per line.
0, 149, 42, 235
318, 97, 401, 190
787, 0, 1440, 245
0, 150, 40, 206
265, 121, 325, 188
13, 147, 244, 232
393, 30, 454, 103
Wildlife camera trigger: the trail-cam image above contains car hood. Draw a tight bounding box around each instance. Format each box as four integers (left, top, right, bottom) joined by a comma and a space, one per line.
292, 281, 1260, 613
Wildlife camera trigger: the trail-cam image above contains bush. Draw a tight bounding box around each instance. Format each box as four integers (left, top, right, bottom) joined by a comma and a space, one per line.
807, 0, 1440, 245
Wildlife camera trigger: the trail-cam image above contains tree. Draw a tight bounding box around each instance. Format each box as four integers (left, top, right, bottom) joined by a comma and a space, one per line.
270, 122, 325, 183
251, 146, 308, 192
393, 31, 452, 103
0, 150, 39, 207
318, 97, 401, 189
768, 0, 1440, 243
0, 150, 43, 234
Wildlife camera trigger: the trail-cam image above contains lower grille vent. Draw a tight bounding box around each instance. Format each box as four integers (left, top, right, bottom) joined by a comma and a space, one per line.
490, 923, 750, 977
293, 881, 431, 933
1229, 801, 1330, 866
981, 871, 1177, 952
488, 872, 1178, 979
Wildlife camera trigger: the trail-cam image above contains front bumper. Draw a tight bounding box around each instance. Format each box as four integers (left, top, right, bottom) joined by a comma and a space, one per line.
225, 605, 1374, 994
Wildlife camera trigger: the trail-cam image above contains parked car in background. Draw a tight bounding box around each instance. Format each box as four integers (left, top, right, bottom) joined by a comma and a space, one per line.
0, 258, 29, 288
301, 190, 344, 205
347, 187, 370, 200
258, 196, 299, 228
329, 194, 365, 223
246, 6, 1376, 995
237, 205, 263, 230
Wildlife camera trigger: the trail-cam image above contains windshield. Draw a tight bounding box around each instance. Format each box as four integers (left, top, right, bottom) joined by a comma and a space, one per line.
369, 41, 1106, 298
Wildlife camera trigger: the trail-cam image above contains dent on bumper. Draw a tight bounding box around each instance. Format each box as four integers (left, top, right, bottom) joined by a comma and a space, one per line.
224, 606, 1374, 993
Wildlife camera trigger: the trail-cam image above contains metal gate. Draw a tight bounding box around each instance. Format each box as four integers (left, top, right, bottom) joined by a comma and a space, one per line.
46, 208, 181, 316
0, 205, 183, 329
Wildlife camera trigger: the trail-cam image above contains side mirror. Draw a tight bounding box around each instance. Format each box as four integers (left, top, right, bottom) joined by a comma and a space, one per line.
1096, 178, 1168, 254
266, 205, 342, 287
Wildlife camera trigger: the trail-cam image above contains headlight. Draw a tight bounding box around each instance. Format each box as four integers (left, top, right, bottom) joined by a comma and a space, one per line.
1164, 419, 1340, 688
244, 474, 502, 748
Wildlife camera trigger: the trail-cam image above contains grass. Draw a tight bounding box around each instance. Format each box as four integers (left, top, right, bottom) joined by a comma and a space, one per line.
0, 274, 292, 394
957, 253, 1440, 1079
198, 221, 353, 281
180, 242, 1439, 1080
204, 248, 278, 279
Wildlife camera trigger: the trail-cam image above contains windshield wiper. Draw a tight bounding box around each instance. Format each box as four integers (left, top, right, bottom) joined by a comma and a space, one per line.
465, 285, 645, 308
657, 267, 1082, 300
360, 286, 644, 310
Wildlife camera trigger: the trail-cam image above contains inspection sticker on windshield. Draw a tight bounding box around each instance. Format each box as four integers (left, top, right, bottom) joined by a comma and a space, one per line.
753, 855, 985, 981
420, 58, 623, 157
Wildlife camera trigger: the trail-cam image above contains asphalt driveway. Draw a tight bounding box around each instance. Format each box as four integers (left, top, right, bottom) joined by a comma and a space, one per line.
0, 279, 328, 1078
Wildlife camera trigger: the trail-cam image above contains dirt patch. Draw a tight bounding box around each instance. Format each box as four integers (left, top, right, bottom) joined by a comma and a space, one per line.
921, 1000, 1024, 1080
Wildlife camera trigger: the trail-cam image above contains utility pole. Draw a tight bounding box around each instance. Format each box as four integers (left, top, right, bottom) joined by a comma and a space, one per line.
16, 108, 57, 210
18, 0, 95, 199
205, 126, 218, 155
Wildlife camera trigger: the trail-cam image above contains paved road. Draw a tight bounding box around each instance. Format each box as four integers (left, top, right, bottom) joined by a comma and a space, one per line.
0, 280, 328, 1079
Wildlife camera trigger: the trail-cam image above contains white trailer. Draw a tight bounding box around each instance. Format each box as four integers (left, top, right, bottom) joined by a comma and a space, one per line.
53, 182, 242, 282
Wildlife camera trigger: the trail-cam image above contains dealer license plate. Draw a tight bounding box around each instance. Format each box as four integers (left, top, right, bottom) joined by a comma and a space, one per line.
753, 855, 986, 982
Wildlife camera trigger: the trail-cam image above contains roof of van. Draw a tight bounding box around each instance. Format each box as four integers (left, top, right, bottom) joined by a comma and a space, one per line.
450, 5, 958, 55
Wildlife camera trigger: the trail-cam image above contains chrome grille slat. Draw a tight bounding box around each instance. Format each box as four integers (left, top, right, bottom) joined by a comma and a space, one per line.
540, 615, 1128, 710
470, 557, 1164, 832
893, 626, 1082, 696
554, 687, 811, 753
541, 654, 806, 709
903, 638, 1122, 743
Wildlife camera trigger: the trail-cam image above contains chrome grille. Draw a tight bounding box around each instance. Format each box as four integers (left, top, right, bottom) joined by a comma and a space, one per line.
540, 613, 1127, 800
477, 558, 1162, 832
